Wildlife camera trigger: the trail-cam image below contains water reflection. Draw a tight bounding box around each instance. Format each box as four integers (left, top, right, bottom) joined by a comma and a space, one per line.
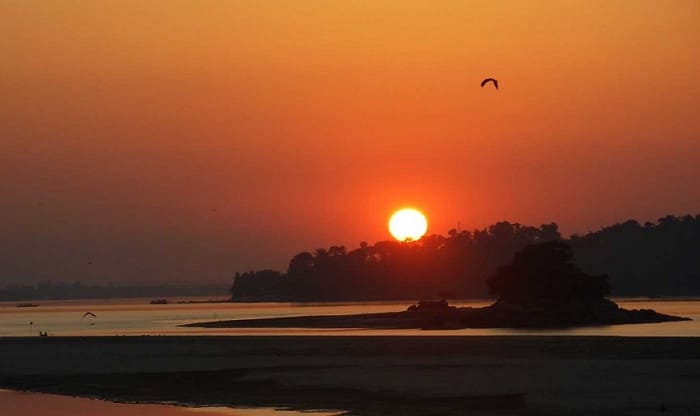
0, 298, 698, 337
0, 390, 340, 416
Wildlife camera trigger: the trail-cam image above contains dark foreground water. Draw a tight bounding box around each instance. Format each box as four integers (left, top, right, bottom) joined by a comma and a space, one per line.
3, 336, 700, 415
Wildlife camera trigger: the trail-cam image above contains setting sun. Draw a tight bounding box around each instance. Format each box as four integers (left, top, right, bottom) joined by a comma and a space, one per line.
388, 208, 428, 242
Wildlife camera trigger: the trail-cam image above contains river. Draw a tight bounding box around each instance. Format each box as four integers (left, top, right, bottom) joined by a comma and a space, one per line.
1, 297, 699, 337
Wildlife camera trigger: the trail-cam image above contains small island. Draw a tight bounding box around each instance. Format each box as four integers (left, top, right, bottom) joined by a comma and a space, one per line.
185, 242, 689, 330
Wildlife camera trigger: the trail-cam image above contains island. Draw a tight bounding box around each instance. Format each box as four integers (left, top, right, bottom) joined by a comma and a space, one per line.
185, 242, 689, 330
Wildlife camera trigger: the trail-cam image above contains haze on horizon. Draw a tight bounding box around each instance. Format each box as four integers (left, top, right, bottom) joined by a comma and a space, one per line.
1, 1, 699, 286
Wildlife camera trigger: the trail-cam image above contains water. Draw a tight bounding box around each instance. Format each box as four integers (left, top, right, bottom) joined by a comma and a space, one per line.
0, 389, 339, 416
1, 297, 699, 337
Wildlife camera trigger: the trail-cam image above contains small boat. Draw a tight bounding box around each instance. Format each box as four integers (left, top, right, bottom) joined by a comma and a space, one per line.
16, 303, 39, 308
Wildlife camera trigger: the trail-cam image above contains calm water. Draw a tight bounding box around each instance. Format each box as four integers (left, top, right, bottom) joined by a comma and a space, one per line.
1, 297, 699, 337
0, 390, 339, 416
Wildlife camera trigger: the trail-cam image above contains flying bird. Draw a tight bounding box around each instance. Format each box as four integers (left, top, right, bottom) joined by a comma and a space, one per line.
81, 312, 97, 319
481, 78, 499, 90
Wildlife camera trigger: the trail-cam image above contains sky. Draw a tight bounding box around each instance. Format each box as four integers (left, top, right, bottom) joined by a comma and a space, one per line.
1, 1, 699, 285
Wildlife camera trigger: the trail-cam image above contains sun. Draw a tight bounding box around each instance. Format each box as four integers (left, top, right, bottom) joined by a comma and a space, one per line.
388, 208, 428, 242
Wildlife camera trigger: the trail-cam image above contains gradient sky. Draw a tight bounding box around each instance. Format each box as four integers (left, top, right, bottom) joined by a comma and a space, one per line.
2, 1, 699, 285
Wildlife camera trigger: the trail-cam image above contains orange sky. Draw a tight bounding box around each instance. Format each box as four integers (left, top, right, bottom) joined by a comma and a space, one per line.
1, 1, 699, 284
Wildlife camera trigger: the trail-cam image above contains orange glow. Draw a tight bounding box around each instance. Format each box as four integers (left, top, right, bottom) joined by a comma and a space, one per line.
389, 209, 428, 242
0, 1, 699, 284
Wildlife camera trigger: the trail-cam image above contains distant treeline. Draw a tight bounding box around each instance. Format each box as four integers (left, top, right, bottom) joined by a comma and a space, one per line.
0, 281, 225, 302
231, 215, 700, 301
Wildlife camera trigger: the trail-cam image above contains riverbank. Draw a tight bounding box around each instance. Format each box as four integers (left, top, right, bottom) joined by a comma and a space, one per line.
2, 336, 700, 415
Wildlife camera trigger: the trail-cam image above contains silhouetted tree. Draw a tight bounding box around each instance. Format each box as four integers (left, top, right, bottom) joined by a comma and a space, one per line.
229, 215, 699, 302
570, 215, 700, 296
487, 241, 610, 305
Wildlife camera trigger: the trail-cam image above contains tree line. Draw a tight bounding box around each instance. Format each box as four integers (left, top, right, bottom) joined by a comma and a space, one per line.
231, 215, 700, 301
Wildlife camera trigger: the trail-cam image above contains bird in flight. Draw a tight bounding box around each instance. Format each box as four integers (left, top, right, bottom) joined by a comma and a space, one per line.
481, 78, 498, 90
81, 312, 97, 319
